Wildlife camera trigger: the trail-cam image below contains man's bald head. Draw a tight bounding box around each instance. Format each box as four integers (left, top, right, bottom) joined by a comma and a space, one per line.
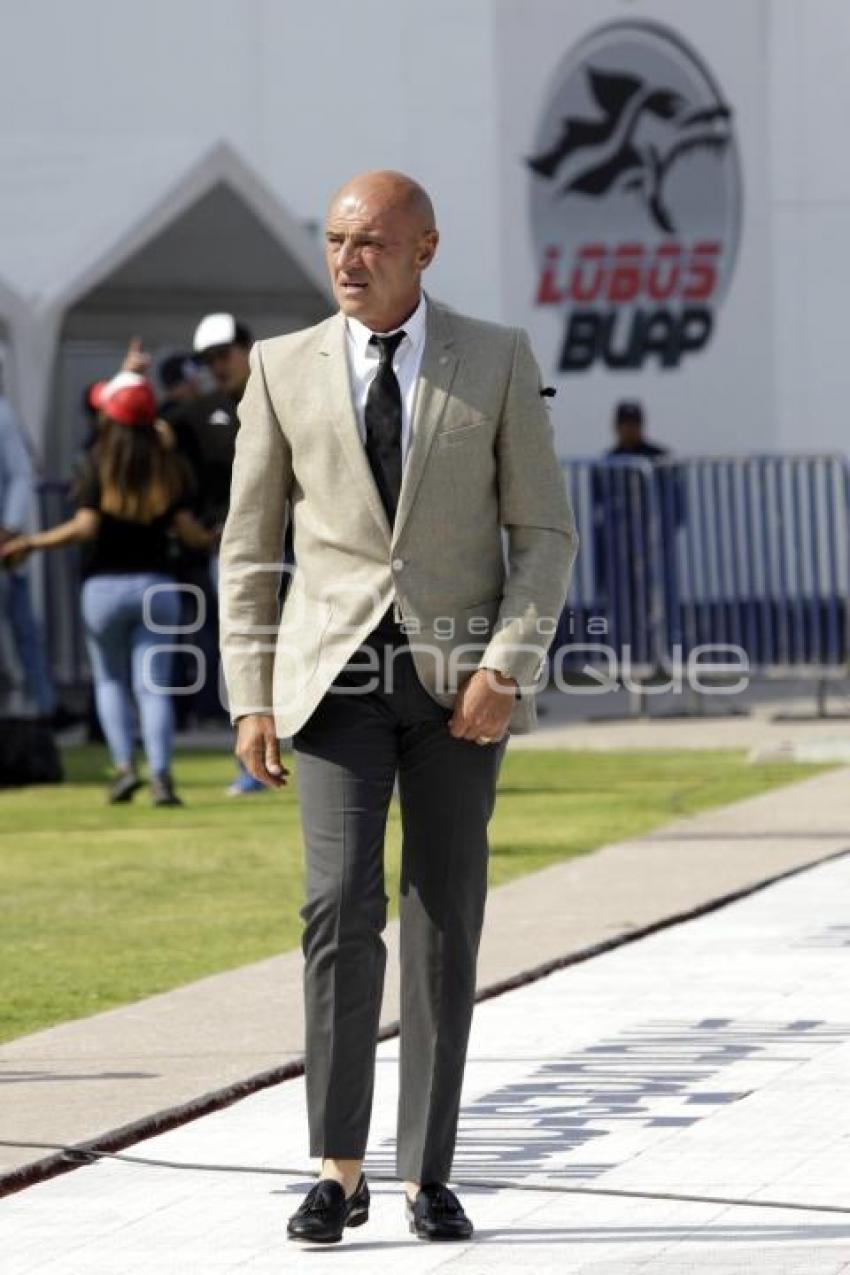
324, 170, 439, 331
327, 170, 436, 233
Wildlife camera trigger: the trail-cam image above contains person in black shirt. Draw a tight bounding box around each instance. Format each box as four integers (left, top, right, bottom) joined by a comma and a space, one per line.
171, 313, 253, 559
155, 351, 223, 726
177, 313, 271, 795
173, 314, 295, 795
1, 372, 216, 806
606, 399, 668, 460
156, 353, 205, 479
157, 352, 202, 426
606, 400, 685, 531
593, 401, 683, 664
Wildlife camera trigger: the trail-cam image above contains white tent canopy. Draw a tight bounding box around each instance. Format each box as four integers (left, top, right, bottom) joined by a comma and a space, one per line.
0, 138, 332, 467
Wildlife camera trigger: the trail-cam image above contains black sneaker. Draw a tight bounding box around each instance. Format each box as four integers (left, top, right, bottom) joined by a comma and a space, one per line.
287, 1174, 369, 1244
406, 1182, 473, 1241
107, 769, 142, 804
150, 773, 183, 807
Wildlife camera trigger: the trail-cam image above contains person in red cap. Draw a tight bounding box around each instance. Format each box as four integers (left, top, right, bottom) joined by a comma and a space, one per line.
1, 370, 217, 805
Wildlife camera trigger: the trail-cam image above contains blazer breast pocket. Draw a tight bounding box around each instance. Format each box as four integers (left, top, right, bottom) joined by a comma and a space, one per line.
437, 418, 489, 448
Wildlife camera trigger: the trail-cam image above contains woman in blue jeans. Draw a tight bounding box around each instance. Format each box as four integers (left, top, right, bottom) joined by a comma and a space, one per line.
1, 372, 217, 805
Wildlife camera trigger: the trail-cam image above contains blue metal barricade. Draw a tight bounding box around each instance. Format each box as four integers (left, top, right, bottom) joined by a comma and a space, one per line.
655, 455, 850, 676
24, 455, 850, 697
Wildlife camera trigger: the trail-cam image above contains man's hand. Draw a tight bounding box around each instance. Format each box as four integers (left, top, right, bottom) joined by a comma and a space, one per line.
121, 336, 151, 375
0, 533, 32, 570
448, 667, 517, 744
234, 713, 290, 789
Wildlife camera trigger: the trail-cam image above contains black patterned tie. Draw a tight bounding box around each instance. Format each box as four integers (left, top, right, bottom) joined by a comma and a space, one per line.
364, 331, 405, 526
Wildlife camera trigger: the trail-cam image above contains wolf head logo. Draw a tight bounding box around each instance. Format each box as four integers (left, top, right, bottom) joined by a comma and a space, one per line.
528, 66, 733, 235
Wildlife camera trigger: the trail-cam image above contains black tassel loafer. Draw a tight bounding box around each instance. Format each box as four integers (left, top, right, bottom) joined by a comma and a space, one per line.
286, 1173, 369, 1243
405, 1182, 474, 1241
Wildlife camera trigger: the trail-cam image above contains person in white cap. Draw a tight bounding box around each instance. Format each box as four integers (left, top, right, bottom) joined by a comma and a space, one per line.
184, 313, 254, 550
177, 313, 266, 795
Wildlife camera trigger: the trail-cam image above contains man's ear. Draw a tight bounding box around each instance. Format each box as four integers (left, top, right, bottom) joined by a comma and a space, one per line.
418, 229, 439, 270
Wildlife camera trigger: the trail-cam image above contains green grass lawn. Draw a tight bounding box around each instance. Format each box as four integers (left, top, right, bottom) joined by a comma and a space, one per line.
0, 744, 829, 1043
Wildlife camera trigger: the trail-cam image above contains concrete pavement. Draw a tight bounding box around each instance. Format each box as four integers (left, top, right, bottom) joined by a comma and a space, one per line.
2, 764, 849, 1190
5, 828, 850, 1271
510, 682, 850, 754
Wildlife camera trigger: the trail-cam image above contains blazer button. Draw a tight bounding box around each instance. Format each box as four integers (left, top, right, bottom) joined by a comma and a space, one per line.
391, 557, 405, 572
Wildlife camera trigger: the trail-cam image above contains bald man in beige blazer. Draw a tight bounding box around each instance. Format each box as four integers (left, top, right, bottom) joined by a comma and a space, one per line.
219, 171, 578, 1245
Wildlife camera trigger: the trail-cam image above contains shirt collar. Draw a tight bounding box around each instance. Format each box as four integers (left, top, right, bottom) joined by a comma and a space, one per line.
345, 293, 428, 362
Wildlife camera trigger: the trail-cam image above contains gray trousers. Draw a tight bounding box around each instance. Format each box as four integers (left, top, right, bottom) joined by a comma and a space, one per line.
292, 616, 507, 1183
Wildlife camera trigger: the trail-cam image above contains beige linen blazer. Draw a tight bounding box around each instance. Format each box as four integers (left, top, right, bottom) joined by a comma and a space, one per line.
218, 299, 578, 738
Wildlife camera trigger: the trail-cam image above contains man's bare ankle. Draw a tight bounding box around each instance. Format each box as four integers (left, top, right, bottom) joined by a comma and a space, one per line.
320, 1157, 363, 1197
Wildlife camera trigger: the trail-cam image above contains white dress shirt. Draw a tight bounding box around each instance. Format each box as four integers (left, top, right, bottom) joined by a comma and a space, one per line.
344, 293, 428, 464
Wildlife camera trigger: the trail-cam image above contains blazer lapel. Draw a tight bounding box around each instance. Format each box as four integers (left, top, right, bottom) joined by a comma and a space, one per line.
318, 313, 392, 544
392, 302, 458, 548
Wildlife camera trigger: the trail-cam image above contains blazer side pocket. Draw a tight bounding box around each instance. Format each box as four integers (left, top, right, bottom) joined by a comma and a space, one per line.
274, 593, 334, 692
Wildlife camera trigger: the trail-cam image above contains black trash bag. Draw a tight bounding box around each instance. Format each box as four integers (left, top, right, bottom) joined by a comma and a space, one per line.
0, 717, 64, 786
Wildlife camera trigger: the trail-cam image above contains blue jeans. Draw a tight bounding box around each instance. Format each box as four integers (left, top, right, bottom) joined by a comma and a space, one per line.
81, 573, 180, 776
2, 571, 57, 717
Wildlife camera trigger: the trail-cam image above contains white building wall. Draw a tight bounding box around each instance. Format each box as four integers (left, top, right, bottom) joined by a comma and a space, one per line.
0, 0, 847, 459
0, 0, 502, 320
769, 0, 850, 456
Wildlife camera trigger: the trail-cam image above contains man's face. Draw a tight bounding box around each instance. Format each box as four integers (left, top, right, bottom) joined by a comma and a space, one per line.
615, 420, 643, 450
324, 183, 438, 331
203, 344, 251, 397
